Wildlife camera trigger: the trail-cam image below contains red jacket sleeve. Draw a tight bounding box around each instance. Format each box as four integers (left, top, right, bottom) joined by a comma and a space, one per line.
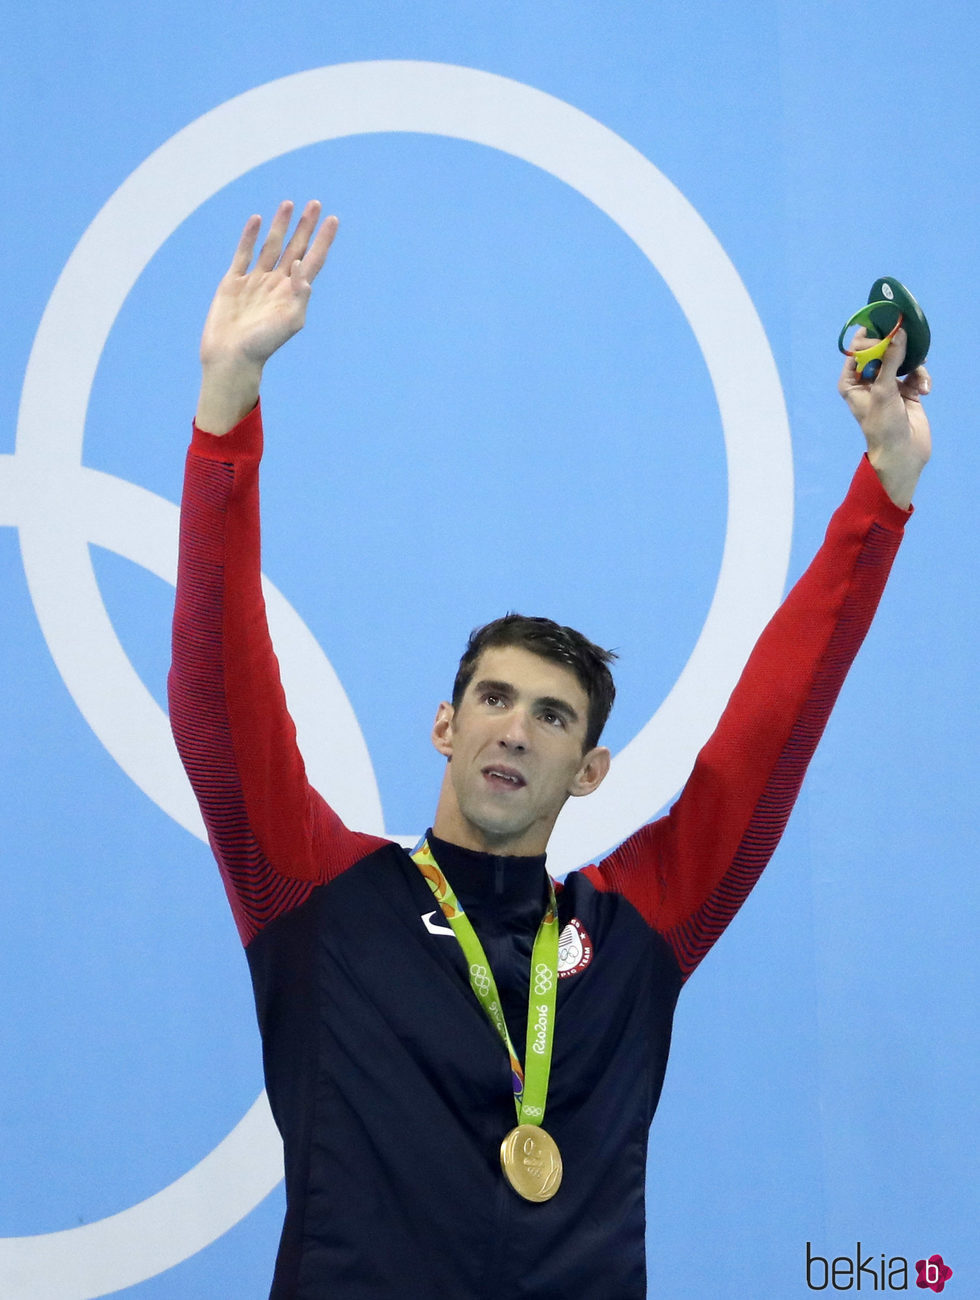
167, 403, 388, 946
583, 456, 911, 980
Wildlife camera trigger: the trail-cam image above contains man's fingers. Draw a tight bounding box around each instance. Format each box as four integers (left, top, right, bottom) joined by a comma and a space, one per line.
301, 214, 340, 284
898, 364, 931, 401
225, 201, 338, 287
840, 325, 911, 397
837, 348, 859, 396
838, 325, 872, 395
279, 200, 323, 272
875, 326, 907, 386
254, 200, 295, 272
228, 214, 262, 276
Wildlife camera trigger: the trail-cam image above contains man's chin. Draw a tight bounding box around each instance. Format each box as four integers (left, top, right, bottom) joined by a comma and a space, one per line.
458, 808, 547, 855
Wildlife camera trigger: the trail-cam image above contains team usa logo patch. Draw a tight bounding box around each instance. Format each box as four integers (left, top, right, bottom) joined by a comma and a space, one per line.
557, 919, 593, 978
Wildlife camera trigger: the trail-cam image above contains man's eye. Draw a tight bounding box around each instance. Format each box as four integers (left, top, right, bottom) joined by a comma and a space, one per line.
541, 710, 565, 728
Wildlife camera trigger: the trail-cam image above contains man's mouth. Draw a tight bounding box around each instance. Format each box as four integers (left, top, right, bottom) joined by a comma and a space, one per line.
482, 766, 526, 791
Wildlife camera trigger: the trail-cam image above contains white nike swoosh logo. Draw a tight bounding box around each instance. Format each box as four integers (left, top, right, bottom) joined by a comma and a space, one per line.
422, 910, 455, 936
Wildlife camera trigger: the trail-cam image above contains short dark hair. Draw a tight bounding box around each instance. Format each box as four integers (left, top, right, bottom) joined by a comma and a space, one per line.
451, 613, 617, 751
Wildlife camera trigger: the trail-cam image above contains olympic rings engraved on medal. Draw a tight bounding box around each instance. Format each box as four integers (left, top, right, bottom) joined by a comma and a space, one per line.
2, 59, 790, 1295
469, 964, 492, 996
533, 963, 555, 995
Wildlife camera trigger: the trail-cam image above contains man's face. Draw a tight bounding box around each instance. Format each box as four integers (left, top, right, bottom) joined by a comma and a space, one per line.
430, 644, 610, 856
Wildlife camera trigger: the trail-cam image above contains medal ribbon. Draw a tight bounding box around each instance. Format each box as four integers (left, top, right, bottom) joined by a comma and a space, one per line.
411, 839, 558, 1127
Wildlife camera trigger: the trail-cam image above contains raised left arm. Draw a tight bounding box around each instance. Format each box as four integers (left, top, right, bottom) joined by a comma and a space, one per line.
585, 334, 932, 980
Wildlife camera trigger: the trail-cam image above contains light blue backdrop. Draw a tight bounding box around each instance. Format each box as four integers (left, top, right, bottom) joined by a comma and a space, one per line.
1, 3, 975, 1296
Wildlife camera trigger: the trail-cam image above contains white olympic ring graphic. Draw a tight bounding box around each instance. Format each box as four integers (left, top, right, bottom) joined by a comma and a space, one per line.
0, 60, 790, 1296
470, 965, 492, 996
522, 1106, 544, 1119
534, 965, 555, 995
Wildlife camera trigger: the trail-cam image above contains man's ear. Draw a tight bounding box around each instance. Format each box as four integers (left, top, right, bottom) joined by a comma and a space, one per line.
431, 701, 455, 758
569, 745, 611, 798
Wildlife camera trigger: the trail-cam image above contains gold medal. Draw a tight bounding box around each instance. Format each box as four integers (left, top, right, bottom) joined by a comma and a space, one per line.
499, 1124, 563, 1202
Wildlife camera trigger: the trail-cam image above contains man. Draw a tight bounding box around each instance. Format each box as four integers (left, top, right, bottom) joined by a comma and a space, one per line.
169, 200, 930, 1298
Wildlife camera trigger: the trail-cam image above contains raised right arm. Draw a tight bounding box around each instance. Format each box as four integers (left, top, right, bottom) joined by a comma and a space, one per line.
168, 204, 388, 945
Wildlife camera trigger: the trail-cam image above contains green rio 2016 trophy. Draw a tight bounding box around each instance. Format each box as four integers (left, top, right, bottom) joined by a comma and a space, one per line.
838, 277, 930, 382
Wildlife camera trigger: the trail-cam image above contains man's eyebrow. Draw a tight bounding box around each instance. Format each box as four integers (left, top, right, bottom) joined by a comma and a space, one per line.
472, 678, 581, 724
537, 695, 580, 724
473, 678, 515, 699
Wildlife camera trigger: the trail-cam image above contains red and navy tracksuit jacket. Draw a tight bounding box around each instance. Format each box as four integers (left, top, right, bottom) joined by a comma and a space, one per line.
168, 404, 910, 1298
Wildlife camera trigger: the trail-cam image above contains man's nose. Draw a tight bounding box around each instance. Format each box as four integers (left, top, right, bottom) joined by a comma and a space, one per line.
498, 708, 530, 750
